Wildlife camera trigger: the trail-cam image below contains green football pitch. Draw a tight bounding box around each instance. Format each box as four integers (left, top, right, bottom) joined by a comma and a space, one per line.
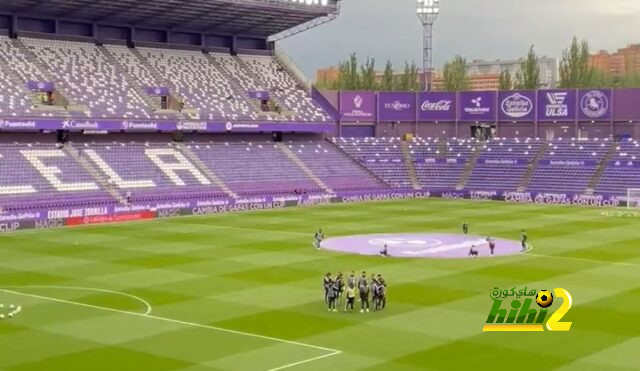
1, 199, 639, 371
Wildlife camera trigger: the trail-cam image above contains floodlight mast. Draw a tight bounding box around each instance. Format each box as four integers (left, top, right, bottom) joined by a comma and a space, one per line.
417, 0, 440, 91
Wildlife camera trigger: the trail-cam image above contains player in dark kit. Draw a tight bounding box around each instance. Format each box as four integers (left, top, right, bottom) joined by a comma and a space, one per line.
521, 230, 528, 252
326, 278, 337, 312
377, 274, 387, 310
323, 272, 331, 304
468, 245, 479, 257
462, 222, 469, 235
379, 244, 389, 257
335, 272, 345, 306
371, 274, 379, 310
358, 271, 370, 313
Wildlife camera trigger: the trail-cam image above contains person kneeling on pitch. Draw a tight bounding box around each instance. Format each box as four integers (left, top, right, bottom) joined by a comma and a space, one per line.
468, 245, 479, 257
379, 244, 389, 257
344, 284, 356, 312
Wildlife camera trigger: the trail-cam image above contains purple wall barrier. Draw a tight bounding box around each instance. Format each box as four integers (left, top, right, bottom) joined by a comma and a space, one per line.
248, 91, 270, 100
0, 119, 335, 134
577, 89, 612, 121
459, 91, 497, 122
339, 91, 376, 121
498, 91, 536, 122
537, 89, 576, 122
26, 81, 54, 92
417, 122, 455, 138
341, 125, 375, 138
498, 123, 535, 138
144, 86, 170, 96
614, 89, 640, 121
312, 88, 339, 119
417, 92, 456, 122
378, 92, 416, 122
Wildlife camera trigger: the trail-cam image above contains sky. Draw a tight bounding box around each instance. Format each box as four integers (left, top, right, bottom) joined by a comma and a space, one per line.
279, 0, 640, 78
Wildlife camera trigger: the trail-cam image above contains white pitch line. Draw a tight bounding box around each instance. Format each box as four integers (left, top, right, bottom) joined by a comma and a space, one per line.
529, 253, 640, 268
0, 285, 153, 315
265, 350, 341, 371
0, 288, 341, 370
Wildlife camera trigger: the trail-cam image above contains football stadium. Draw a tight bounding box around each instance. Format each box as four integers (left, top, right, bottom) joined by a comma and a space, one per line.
1, 0, 640, 370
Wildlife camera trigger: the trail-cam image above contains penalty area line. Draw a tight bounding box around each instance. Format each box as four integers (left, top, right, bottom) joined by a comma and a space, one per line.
0, 288, 341, 371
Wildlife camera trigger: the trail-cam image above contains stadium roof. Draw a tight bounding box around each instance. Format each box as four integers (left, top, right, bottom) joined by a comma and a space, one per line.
4, 0, 339, 37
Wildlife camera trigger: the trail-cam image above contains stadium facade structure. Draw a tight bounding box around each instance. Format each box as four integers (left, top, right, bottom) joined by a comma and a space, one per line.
0, 1, 639, 231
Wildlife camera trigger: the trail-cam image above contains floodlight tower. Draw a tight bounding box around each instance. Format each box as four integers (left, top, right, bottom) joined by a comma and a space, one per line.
416, 0, 440, 91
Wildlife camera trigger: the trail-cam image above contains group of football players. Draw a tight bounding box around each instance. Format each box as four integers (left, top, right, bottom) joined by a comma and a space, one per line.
323, 271, 387, 313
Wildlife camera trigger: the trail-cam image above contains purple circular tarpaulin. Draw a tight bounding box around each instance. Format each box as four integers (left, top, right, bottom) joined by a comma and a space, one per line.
320, 233, 522, 259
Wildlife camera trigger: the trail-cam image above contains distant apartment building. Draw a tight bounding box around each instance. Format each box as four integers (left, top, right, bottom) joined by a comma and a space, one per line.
589, 44, 640, 75
315, 56, 559, 91
432, 57, 559, 90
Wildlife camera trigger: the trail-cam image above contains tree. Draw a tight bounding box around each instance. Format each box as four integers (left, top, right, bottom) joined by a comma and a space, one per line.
442, 55, 469, 91
559, 37, 595, 88
519, 45, 541, 89
407, 61, 420, 91
360, 57, 377, 91
381, 60, 394, 91
396, 61, 420, 91
499, 70, 513, 90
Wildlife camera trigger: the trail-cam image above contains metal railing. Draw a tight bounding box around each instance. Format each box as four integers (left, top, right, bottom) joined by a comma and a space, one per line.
273, 45, 312, 93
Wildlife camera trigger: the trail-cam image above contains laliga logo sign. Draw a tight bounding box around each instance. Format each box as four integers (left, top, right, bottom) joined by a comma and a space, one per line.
384, 100, 411, 111
62, 120, 99, 129
581, 90, 609, 118
501, 93, 533, 118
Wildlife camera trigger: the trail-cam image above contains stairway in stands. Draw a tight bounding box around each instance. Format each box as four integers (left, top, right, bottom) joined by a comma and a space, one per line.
128, 48, 189, 119
277, 144, 332, 193
586, 141, 618, 194
65, 145, 127, 204
96, 46, 159, 116
400, 142, 422, 190
456, 142, 483, 190
178, 146, 238, 199
518, 143, 549, 192
10, 38, 77, 114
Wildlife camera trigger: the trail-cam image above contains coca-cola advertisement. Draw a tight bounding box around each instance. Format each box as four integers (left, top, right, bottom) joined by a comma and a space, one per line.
417, 92, 456, 121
